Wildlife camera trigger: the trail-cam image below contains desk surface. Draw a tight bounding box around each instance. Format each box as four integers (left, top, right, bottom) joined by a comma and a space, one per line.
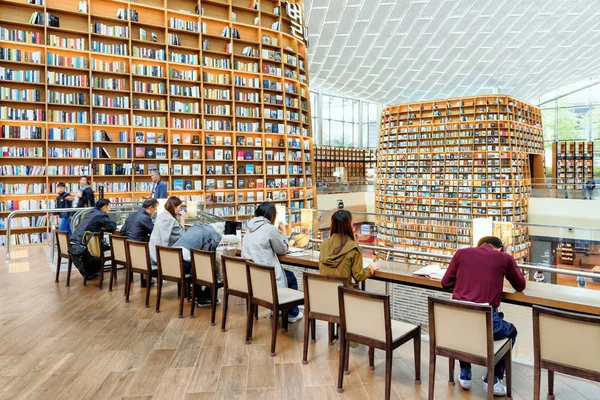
280, 251, 600, 316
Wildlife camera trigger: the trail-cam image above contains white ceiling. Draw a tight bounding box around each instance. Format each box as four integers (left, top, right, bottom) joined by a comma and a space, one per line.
304, 0, 600, 106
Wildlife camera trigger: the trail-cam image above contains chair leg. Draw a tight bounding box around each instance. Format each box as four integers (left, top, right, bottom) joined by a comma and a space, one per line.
533, 361, 541, 400
190, 283, 196, 318
155, 278, 162, 312
83, 274, 87, 286
548, 370, 555, 400
66, 259, 72, 287
337, 328, 346, 393
55, 255, 61, 282
108, 261, 116, 292
505, 350, 512, 399
368, 346, 374, 370
125, 268, 131, 303
248, 304, 256, 340
254, 303, 259, 320
302, 317, 310, 365
428, 352, 436, 400
98, 259, 104, 290
328, 322, 334, 345
282, 310, 289, 332
178, 280, 185, 318
448, 358, 455, 386
177, 282, 181, 297
344, 336, 350, 375
270, 307, 278, 357
210, 284, 217, 326
145, 273, 152, 308
246, 302, 254, 344
487, 365, 495, 400
221, 292, 229, 332
385, 349, 393, 400
310, 318, 316, 342
414, 330, 421, 384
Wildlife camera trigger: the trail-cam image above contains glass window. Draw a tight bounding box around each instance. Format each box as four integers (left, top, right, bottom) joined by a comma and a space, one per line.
330, 120, 343, 146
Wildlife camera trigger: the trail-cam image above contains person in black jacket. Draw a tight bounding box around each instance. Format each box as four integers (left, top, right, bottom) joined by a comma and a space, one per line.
75, 176, 95, 208
70, 199, 116, 250
120, 198, 158, 242
55, 182, 74, 235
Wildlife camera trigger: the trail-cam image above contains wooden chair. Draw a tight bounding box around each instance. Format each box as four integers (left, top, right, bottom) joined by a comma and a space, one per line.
155, 246, 187, 317
85, 232, 112, 290
125, 240, 158, 307
108, 234, 127, 292
302, 272, 348, 365
427, 297, 512, 400
55, 230, 72, 285
221, 255, 254, 332
337, 286, 421, 400
532, 305, 600, 400
245, 261, 305, 357
190, 249, 219, 325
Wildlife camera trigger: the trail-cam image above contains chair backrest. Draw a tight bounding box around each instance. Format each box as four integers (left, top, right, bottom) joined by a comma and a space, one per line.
303, 272, 347, 318
222, 255, 248, 293
533, 305, 600, 373
109, 234, 127, 264
247, 261, 276, 304
55, 230, 70, 255
338, 286, 390, 343
428, 297, 492, 358
85, 232, 102, 258
155, 246, 184, 279
126, 240, 151, 273
191, 249, 215, 284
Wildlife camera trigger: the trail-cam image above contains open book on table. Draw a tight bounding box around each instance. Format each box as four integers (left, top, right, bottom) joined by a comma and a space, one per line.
412, 264, 447, 280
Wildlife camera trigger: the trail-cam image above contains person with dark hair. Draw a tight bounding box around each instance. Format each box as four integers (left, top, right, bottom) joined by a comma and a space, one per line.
120, 198, 158, 243
73, 176, 95, 208
441, 235, 526, 396
70, 199, 116, 251
584, 177, 595, 200
319, 210, 378, 285
148, 196, 186, 264
150, 170, 168, 199
55, 182, 74, 235
242, 202, 303, 323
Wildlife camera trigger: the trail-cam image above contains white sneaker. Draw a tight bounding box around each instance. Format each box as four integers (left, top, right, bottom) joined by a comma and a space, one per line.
288, 311, 304, 323
482, 377, 506, 396
458, 377, 472, 390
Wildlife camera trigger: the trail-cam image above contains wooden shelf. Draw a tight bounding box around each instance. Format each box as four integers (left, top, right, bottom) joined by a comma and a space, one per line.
552, 141, 594, 191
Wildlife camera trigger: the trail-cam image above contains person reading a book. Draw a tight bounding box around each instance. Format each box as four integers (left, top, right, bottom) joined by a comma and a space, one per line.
242, 202, 303, 323
441, 236, 526, 397
149, 196, 186, 266
319, 210, 379, 286
149, 170, 168, 199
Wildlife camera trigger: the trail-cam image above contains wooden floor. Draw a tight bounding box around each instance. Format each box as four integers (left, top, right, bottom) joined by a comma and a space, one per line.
0, 246, 598, 400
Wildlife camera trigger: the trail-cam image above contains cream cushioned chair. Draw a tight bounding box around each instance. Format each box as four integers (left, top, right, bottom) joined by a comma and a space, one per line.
108, 234, 127, 292
221, 255, 254, 332
532, 305, 600, 400
427, 297, 513, 400
190, 249, 220, 325
125, 239, 158, 308
155, 246, 187, 317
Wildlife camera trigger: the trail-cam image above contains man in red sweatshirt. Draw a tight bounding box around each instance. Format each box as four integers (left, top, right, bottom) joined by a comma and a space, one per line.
441, 236, 526, 396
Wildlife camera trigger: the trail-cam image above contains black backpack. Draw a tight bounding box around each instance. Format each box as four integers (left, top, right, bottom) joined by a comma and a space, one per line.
69, 232, 102, 278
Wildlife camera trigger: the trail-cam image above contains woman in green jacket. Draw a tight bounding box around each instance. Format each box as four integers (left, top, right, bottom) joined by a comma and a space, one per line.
319, 210, 378, 285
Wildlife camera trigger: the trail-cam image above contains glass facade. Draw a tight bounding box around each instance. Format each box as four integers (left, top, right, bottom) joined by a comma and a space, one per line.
310, 91, 381, 148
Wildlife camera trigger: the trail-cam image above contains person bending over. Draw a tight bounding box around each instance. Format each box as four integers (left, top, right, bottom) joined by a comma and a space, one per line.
441, 236, 526, 397
242, 202, 303, 323
319, 210, 378, 286
149, 196, 186, 264
70, 199, 116, 250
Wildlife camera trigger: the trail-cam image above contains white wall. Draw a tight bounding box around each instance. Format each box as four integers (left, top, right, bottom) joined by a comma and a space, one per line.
527, 198, 600, 241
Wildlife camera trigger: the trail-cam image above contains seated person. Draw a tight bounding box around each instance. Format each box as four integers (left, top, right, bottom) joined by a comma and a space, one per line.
172, 222, 222, 307
120, 198, 158, 242
149, 196, 186, 265
441, 236, 526, 397
242, 202, 303, 323
70, 198, 116, 250
319, 210, 378, 286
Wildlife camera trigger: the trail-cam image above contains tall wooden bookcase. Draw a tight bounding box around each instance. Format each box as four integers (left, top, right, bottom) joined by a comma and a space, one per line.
0, 0, 315, 245
551, 141, 594, 191
376, 95, 544, 263
315, 147, 376, 185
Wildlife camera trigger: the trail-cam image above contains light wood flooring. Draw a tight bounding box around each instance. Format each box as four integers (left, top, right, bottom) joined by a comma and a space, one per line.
0, 245, 598, 400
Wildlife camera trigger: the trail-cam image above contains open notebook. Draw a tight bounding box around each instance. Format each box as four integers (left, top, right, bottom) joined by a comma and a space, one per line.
412, 264, 447, 280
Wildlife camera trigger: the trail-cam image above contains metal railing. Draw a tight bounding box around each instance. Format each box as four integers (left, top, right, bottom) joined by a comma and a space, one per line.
308, 239, 600, 280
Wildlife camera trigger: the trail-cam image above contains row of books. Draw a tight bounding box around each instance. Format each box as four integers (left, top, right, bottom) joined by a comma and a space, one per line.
0, 26, 42, 44
0, 67, 41, 83
48, 35, 85, 50
0, 233, 48, 247
93, 76, 126, 90
91, 22, 129, 38
92, 94, 129, 108
205, 88, 231, 100
49, 72, 89, 87
48, 91, 87, 105
0, 165, 46, 177
0, 183, 46, 195
1, 125, 44, 140
1, 146, 44, 158
48, 127, 76, 141
0, 88, 41, 102
0, 216, 47, 229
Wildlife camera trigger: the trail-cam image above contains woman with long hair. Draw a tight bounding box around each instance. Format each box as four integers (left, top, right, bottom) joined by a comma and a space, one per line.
319, 210, 378, 285
242, 202, 303, 323
148, 196, 186, 265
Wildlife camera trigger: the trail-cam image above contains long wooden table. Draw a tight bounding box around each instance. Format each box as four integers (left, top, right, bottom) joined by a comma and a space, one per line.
279, 251, 600, 316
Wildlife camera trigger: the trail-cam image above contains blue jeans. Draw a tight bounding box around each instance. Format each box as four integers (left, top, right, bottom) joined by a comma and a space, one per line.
58, 217, 71, 236
460, 310, 517, 381
285, 269, 299, 317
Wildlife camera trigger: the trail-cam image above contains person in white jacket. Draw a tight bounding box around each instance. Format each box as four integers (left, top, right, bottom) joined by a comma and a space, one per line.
241, 202, 303, 323
148, 196, 186, 265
